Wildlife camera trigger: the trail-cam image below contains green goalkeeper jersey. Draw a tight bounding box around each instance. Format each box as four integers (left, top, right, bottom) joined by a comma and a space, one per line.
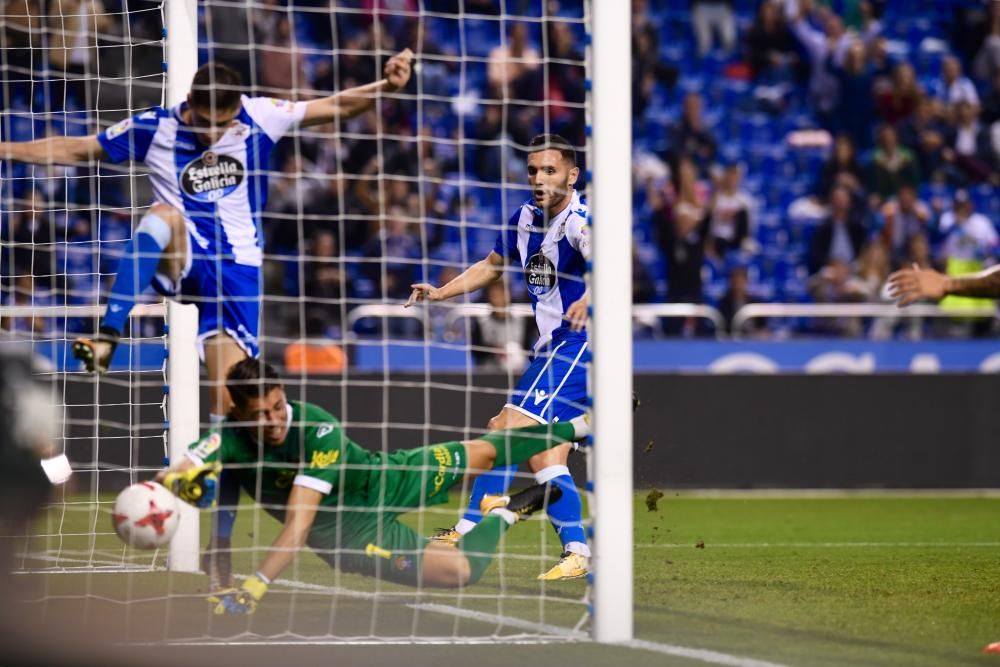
186, 401, 377, 520
186, 400, 467, 572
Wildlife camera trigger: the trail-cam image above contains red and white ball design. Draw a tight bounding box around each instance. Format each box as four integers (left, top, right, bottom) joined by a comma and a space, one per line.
111, 481, 180, 550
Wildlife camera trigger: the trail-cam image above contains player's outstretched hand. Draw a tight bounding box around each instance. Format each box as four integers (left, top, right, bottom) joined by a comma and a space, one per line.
161, 462, 222, 508
887, 263, 948, 307
565, 295, 588, 331
384, 48, 414, 92
208, 574, 268, 615
405, 283, 441, 308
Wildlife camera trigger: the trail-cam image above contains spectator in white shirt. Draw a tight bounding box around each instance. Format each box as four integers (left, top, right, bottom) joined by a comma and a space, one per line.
932, 56, 981, 116
938, 190, 997, 267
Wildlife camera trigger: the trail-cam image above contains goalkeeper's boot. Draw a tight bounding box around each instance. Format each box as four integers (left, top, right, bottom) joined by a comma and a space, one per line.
480, 482, 563, 523
537, 551, 590, 581
72, 327, 119, 375
429, 527, 461, 545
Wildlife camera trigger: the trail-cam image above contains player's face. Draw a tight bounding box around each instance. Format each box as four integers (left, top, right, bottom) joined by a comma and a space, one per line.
527, 149, 579, 215
187, 102, 242, 146
236, 388, 289, 446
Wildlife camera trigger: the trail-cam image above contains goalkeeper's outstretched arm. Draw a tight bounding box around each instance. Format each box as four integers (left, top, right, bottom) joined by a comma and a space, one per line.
207, 485, 321, 615
251, 485, 322, 581
406, 251, 505, 307
300, 48, 414, 128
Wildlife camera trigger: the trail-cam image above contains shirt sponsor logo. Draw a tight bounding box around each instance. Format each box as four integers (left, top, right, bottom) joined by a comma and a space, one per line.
310, 449, 340, 469
365, 543, 392, 560
430, 445, 453, 496
180, 152, 244, 202
525, 253, 557, 296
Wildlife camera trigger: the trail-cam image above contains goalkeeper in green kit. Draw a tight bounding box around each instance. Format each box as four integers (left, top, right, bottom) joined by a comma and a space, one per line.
156, 358, 589, 615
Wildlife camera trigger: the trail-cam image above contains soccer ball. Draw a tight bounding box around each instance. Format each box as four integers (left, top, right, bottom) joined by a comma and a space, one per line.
111, 481, 180, 550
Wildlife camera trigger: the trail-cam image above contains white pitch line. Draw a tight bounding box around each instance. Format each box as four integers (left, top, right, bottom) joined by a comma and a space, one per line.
22, 553, 793, 666
413, 604, 791, 667
408, 602, 588, 640
149, 637, 572, 647
624, 638, 790, 667
634, 542, 1000, 549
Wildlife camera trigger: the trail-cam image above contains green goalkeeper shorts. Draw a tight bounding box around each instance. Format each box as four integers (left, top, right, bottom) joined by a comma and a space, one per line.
307, 440, 467, 586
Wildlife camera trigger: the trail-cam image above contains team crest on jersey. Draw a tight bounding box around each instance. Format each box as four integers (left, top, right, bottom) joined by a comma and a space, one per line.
554, 221, 567, 241
180, 152, 244, 202
525, 253, 557, 296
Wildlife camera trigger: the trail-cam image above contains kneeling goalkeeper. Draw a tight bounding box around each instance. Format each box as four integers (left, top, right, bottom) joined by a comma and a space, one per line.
156, 358, 589, 615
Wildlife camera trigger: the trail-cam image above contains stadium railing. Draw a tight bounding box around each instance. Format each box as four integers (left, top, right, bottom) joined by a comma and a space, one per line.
346, 303, 727, 339
730, 303, 998, 339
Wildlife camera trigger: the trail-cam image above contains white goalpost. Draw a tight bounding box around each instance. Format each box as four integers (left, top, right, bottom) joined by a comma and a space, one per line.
163, 0, 201, 576
2, 0, 633, 647
589, 0, 634, 644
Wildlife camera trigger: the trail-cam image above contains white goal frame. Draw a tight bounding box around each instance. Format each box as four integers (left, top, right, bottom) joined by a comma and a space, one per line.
588, 0, 634, 644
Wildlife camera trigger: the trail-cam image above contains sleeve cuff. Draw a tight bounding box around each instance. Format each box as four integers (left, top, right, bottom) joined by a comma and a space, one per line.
95, 133, 119, 162
185, 451, 205, 466
293, 474, 332, 495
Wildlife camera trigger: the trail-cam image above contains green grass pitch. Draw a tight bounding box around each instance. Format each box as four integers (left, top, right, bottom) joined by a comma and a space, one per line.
10, 492, 1000, 667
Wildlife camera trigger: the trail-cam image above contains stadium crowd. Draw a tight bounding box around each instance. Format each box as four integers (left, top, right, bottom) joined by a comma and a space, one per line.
1, 0, 998, 351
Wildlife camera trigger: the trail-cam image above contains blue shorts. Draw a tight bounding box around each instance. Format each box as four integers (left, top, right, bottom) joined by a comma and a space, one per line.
152, 245, 261, 359
506, 335, 590, 423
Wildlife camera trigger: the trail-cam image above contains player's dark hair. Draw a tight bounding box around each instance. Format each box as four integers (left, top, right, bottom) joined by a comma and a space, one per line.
226, 358, 283, 409
528, 134, 576, 165
189, 63, 243, 112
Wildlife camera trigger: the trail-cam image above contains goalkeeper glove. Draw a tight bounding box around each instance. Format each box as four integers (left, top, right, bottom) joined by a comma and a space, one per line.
163, 462, 221, 508
208, 572, 268, 615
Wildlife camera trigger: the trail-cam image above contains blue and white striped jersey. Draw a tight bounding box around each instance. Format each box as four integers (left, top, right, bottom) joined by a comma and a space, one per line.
97, 95, 307, 267
494, 190, 591, 350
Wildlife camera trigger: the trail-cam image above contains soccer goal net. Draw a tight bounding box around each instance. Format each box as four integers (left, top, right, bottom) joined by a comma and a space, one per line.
1, 0, 632, 647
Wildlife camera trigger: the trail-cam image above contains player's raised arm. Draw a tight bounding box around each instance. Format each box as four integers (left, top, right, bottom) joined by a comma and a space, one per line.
209, 485, 322, 615
0, 134, 105, 165
406, 251, 505, 307
299, 48, 414, 128
888, 263, 1000, 305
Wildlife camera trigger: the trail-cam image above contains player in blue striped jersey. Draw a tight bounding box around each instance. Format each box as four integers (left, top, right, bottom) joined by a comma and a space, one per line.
407, 134, 592, 581
0, 51, 413, 588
